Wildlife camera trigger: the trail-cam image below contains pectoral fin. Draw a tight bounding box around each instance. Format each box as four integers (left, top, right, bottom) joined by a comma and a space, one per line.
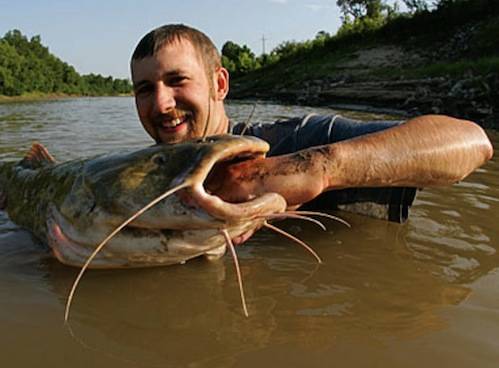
20, 142, 56, 169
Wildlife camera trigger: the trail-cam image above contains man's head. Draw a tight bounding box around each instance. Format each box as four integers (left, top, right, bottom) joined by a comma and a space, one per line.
131, 24, 230, 144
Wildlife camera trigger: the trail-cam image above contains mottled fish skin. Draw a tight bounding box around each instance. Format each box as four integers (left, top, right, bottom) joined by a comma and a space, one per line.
0, 136, 286, 268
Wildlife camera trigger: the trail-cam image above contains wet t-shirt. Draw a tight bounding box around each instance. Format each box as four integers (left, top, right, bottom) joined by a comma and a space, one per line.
231, 114, 417, 223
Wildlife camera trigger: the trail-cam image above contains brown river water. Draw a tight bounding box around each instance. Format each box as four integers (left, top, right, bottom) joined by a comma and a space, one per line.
0, 97, 498, 368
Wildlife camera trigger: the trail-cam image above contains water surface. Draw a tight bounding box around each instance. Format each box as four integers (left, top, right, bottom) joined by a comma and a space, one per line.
1, 97, 498, 367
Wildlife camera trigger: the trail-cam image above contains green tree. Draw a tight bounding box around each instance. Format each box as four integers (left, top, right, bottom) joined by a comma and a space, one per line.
221, 41, 259, 75
257, 53, 279, 68
221, 55, 237, 73
272, 41, 306, 59
0, 66, 17, 95
0, 40, 24, 95
0, 29, 132, 96
435, 0, 458, 9
221, 41, 244, 62
402, 0, 430, 13
335, 0, 396, 37
336, 0, 386, 20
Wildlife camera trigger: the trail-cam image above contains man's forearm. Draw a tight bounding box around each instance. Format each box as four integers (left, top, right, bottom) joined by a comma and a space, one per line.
210, 115, 493, 206
320, 115, 493, 190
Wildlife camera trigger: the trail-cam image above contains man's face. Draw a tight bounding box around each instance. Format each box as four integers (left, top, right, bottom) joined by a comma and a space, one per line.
131, 39, 228, 144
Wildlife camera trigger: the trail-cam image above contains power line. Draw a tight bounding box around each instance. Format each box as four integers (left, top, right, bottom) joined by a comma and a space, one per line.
261, 34, 267, 54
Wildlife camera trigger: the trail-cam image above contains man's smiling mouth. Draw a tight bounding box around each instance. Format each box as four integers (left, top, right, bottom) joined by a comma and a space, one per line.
157, 112, 192, 130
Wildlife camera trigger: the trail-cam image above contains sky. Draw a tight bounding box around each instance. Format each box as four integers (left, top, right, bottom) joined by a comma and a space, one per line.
0, 0, 344, 79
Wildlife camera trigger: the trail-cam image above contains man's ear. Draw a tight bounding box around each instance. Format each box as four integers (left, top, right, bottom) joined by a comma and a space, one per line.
214, 67, 229, 100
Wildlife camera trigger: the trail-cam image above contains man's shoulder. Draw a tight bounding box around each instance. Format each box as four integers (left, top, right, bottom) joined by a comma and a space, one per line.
231, 113, 336, 133
231, 113, 339, 155
231, 113, 404, 155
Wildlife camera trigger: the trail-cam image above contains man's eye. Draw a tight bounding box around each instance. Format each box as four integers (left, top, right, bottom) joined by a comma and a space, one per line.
134, 85, 153, 96
169, 76, 187, 85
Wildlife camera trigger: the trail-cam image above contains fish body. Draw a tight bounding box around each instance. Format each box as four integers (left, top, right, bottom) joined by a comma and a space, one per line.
0, 135, 286, 268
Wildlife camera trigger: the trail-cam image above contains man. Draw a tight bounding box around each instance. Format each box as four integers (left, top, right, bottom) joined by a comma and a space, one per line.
130, 24, 493, 223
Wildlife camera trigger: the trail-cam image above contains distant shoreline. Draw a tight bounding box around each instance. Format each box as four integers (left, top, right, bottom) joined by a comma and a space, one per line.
0, 93, 133, 104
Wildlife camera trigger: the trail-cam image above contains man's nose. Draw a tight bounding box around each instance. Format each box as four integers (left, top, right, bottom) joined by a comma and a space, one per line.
154, 84, 175, 113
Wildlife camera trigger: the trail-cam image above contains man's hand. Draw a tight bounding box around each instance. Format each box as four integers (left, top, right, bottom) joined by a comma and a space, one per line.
206, 153, 325, 206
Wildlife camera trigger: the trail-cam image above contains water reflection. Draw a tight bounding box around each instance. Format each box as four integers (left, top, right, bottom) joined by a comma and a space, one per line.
38, 232, 469, 366
0, 97, 498, 367
0, 97, 149, 161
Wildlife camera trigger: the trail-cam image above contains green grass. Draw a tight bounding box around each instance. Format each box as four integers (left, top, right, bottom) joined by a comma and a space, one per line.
0, 91, 133, 104
233, 54, 499, 96
405, 57, 499, 79
231, 48, 354, 94
0, 92, 74, 104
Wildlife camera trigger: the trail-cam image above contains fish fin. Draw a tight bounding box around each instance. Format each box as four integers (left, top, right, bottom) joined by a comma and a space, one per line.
203, 245, 227, 260
21, 142, 56, 168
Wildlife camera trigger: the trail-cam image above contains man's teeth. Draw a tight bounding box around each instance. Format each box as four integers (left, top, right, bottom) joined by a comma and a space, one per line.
164, 117, 183, 127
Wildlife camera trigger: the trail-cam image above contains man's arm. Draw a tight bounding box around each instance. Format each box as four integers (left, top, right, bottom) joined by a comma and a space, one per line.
209, 115, 493, 206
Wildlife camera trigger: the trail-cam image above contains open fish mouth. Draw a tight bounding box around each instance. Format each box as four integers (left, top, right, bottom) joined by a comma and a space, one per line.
171, 135, 287, 225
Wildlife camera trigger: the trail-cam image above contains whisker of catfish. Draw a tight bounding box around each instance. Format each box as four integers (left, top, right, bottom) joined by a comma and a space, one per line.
221, 229, 249, 317
239, 103, 257, 136
201, 97, 211, 142
64, 182, 190, 323
263, 222, 322, 264
259, 213, 326, 230
285, 210, 351, 228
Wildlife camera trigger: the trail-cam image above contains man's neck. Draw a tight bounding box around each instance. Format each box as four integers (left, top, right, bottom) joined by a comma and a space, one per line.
213, 111, 230, 135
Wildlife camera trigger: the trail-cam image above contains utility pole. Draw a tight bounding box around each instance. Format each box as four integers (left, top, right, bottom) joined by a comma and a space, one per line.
261, 34, 267, 55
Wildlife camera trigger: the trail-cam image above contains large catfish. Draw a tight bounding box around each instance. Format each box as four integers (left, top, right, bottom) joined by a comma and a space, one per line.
0, 135, 288, 269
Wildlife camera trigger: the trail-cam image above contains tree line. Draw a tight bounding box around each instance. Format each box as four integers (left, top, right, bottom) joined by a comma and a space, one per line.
221, 0, 497, 76
0, 30, 132, 96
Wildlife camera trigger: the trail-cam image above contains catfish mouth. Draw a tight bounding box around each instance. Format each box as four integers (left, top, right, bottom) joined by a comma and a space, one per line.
204, 150, 259, 198
175, 135, 287, 223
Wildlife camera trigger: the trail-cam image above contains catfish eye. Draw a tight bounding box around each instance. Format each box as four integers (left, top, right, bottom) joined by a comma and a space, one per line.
152, 153, 168, 166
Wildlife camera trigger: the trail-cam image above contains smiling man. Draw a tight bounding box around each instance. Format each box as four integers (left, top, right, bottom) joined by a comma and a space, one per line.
130, 24, 493, 223
131, 26, 229, 144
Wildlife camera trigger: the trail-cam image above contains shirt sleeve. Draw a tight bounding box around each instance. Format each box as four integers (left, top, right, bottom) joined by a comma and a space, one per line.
232, 114, 403, 155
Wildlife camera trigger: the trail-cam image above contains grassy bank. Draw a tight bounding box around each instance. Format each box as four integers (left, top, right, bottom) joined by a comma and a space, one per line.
0, 92, 133, 104
0, 92, 77, 104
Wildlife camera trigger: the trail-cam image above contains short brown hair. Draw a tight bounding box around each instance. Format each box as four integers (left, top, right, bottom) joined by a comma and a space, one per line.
131, 24, 221, 78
